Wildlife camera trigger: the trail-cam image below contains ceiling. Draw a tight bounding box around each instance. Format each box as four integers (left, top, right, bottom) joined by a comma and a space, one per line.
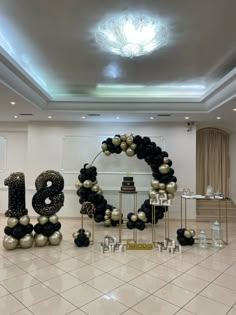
0, 0, 236, 128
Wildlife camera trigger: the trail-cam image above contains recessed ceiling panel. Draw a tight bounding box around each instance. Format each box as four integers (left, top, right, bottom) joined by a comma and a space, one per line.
0, 0, 236, 99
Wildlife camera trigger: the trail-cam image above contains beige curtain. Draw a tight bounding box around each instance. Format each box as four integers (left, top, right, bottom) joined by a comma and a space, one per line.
196, 128, 229, 196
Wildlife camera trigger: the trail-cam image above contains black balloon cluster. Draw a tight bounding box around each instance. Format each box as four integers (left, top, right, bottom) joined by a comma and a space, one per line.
126, 213, 146, 230
76, 134, 178, 230
177, 228, 195, 246
4, 221, 33, 240
34, 221, 61, 237
139, 199, 166, 223
73, 229, 90, 247
76, 164, 109, 223
101, 134, 177, 187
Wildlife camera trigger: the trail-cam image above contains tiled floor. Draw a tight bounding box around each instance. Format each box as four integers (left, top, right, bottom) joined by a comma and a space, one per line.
0, 216, 236, 315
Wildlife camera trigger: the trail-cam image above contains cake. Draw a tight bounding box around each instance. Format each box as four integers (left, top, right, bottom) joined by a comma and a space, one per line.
121, 177, 136, 192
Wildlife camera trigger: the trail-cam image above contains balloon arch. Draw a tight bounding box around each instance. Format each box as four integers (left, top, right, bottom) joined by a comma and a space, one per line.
75, 134, 177, 230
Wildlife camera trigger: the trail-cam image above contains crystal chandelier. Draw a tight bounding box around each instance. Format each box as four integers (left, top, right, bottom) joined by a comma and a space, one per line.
95, 14, 168, 58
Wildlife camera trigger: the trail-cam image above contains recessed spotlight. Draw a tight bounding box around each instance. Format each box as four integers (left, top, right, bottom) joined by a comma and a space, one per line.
149, 116, 154, 120
48, 115, 52, 119
216, 116, 221, 120
81, 116, 86, 119
14, 115, 18, 119
233, 108, 236, 111
10, 101, 16, 105
185, 116, 190, 120
116, 116, 120, 119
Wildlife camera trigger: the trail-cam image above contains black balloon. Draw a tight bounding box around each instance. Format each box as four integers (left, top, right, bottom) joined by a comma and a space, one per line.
25, 223, 34, 234
12, 225, 26, 240
54, 222, 61, 231
42, 222, 55, 237
4, 226, 13, 236
34, 223, 43, 234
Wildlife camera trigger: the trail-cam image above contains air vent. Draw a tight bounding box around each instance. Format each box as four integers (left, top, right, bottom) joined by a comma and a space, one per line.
157, 114, 171, 117
87, 113, 101, 117
19, 113, 33, 116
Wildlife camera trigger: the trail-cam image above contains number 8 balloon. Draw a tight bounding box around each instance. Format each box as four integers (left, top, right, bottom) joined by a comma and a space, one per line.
32, 170, 64, 247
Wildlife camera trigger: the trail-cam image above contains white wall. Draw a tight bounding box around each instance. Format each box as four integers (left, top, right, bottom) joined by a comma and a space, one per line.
0, 121, 197, 219
229, 132, 236, 204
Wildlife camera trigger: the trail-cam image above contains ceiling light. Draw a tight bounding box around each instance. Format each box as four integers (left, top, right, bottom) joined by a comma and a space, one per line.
233, 108, 236, 111
185, 116, 190, 120
116, 116, 120, 119
10, 101, 16, 105
48, 115, 52, 119
216, 116, 221, 120
149, 116, 154, 120
81, 116, 86, 119
13, 115, 18, 119
95, 14, 168, 58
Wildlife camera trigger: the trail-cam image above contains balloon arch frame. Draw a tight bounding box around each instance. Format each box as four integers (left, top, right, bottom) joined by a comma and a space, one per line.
75, 134, 177, 231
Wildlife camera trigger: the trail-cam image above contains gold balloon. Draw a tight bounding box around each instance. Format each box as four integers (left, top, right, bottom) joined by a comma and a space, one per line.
72, 231, 79, 239
159, 183, 166, 190
105, 209, 111, 216
163, 157, 170, 164
159, 164, 170, 174
131, 214, 138, 222
166, 182, 177, 194
38, 216, 48, 225
19, 215, 30, 226
111, 209, 121, 221
149, 189, 157, 199
167, 193, 174, 199
104, 150, 111, 156
49, 214, 58, 224
184, 229, 192, 239
104, 215, 109, 220
83, 180, 92, 188
137, 211, 147, 222
151, 179, 160, 190
101, 143, 107, 151
92, 180, 97, 185
120, 135, 127, 142
158, 189, 166, 194
130, 143, 137, 150
112, 137, 121, 146
75, 180, 82, 189
49, 231, 62, 246
91, 184, 99, 192
35, 234, 48, 247
19, 234, 34, 249
3, 236, 18, 250
85, 230, 91, 239
120, 142, 128, 151
104, 219, 111, 226
189, 229, 196, 237
7, 217, 19, 228
126, 136, 133, 145
126, 148, 135, 157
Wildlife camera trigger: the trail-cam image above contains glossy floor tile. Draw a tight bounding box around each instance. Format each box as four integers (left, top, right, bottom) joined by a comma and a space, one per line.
0, 217, 236, 315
